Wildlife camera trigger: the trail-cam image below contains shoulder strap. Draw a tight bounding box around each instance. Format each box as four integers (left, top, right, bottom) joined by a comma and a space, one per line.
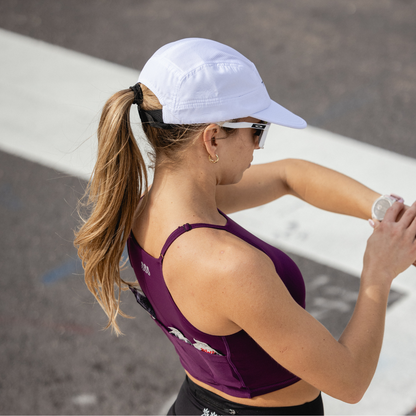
160, 222, 225, 258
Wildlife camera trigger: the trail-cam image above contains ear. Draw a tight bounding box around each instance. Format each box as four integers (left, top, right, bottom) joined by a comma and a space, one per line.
202, 124, 221, 159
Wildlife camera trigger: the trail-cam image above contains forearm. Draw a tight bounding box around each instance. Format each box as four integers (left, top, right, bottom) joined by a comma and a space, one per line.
337, 272, 391, 398
283, 159, 380, 220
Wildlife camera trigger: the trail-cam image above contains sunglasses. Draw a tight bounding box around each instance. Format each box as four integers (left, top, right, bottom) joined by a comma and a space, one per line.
220, 121, 271, 149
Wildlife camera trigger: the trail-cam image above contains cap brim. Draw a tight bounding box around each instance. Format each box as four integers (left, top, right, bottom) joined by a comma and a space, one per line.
252, 100, 307, 129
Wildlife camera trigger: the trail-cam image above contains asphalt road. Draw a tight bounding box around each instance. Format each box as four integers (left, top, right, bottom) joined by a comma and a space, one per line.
0, 1, 415, 414
1, 0, 415, 158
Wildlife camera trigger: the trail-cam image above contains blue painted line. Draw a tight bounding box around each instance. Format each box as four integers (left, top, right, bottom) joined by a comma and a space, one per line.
0, 183, 23, 210
42, 245, 130, 284
42, 257, 82, 284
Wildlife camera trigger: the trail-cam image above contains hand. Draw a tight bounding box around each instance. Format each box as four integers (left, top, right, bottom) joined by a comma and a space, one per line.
369, 203, 416, 267
395, 204, 416, 267
365, 201, 416, 281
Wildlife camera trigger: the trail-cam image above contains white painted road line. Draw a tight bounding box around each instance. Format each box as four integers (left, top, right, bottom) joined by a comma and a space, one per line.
1, 28, 415, 415
0, 28, 142, 181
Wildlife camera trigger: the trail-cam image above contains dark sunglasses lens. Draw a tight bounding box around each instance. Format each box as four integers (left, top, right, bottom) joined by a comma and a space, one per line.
254, 130, 263, 146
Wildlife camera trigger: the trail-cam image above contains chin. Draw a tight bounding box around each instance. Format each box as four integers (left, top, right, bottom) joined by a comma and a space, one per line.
218, 170, 246, 186
235, 173, 246, 184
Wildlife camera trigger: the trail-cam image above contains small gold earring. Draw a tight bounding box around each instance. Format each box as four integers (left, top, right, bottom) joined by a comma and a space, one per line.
208, 154, 219, 164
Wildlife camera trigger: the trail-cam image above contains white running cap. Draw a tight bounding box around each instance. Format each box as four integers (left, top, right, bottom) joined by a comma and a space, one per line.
138, 38, 306, 129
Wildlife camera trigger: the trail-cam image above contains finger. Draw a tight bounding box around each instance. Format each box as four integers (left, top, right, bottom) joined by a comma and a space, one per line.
383, 201, 405, 223
368, 219, 380, 229
395, 204, 410, 222
390, 193, 405, 203
399, 201, 416, 229
407, 214, 416, 239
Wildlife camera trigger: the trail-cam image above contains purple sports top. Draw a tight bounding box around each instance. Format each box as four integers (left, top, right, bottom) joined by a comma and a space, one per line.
127, 210, 305, 398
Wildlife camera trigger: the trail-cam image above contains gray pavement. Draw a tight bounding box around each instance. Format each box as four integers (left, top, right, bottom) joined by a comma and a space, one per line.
4, 149, 399, 414
0, 151, 184, 414
1, 0, 415, 157
0, 1, 415, 414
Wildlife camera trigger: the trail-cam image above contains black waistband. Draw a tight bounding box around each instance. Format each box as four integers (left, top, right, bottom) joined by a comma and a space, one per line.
185, 376, 324, 415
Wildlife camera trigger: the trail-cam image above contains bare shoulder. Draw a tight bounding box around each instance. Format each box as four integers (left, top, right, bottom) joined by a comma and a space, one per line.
162, 226, 284, 335
163, 225, 274, 283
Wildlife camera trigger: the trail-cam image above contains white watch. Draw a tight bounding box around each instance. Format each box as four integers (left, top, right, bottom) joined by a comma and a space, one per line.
371, 194, 402, 221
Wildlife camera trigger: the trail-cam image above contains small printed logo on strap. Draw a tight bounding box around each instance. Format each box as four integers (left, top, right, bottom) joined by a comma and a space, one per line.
141, 261, 150, 276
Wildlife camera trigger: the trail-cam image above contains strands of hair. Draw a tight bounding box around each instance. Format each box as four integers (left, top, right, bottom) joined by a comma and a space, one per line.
74, 86, 210, 335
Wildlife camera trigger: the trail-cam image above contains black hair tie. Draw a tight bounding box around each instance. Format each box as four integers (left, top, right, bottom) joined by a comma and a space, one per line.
129, 82, 175, 130
129, 82, 143, 106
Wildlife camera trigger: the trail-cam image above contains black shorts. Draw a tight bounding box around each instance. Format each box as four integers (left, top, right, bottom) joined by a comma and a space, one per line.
167, 376, 324, 415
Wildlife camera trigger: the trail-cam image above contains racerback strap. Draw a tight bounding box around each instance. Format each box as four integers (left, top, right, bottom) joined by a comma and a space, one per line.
160, 222, 226, 259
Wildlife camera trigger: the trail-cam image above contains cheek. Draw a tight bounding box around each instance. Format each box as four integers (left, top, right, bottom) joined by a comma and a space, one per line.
222, 154, 251, 185
235, 134, 254, 153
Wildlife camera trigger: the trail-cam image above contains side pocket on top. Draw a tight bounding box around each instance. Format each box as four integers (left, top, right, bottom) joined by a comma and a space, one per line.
130, 286, 157, 319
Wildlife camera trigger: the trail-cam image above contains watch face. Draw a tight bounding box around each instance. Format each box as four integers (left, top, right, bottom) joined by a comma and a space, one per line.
373, 197, 394, 221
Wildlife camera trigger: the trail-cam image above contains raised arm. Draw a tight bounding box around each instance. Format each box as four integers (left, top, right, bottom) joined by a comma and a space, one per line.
216, 158, 380, 219
208, 202, 416, 403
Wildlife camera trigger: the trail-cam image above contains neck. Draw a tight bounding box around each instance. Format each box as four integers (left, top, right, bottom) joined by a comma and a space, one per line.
147, 156, 222, 224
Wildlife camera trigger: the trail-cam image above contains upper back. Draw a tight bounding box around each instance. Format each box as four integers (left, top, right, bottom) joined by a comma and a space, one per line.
127, 210, 306, 398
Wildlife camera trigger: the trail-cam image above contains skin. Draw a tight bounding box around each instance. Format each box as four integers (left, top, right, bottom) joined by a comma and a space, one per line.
132, 117, 416, 407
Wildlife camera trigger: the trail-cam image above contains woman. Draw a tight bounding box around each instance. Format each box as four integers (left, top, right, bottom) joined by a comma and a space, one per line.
75, 38, 416, 415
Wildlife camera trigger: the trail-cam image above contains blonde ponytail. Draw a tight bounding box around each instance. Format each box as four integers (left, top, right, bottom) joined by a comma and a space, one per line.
75, 84, 223, 335
74, 89, 147, 335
